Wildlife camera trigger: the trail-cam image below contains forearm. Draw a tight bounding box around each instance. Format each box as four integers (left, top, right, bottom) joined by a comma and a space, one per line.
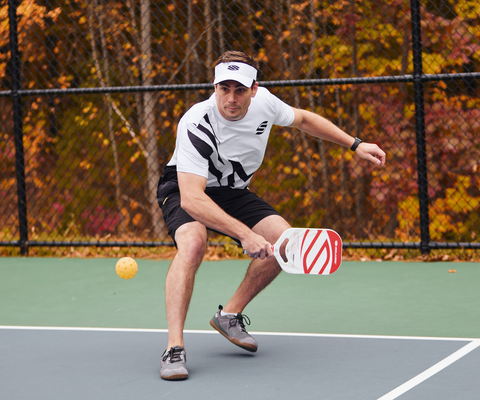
180, 191, 251, 242
290, 107, 386, 166
292, 108, 355, 148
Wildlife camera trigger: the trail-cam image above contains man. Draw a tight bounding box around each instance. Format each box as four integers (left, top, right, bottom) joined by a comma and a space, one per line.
157, 50, 385, 380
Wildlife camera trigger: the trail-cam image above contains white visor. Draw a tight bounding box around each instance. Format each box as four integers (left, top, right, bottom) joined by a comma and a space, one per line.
213, 62, 257, 87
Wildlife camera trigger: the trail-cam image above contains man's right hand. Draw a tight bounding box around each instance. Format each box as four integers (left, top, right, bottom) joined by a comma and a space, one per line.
241, 232, 273, 260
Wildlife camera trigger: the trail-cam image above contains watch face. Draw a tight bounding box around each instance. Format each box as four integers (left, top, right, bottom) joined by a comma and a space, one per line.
351, 137, 362, 151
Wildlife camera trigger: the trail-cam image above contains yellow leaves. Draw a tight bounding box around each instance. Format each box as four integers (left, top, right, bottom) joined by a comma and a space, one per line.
455, 0, 480, 19
404, 104, 415, 120
303, 191, 315, 208
82, 103, 93, 114
359, 103, 378, 126
1, 178, 15, 190
57, 75, 73, 89
442, 176, 479, 213
359, 104, 372, 120
33, 177, 44, 189
402, 198, 420, 217
79, 160, 93, 170
422, 53, 446, 74
397, 175, 480, 240
430, 212, 452, 238
257, 48, 269, 63
397, 196, 419, 230
129, 151, 141, 164
132, 214, 142, 226
46, 7, 62, 21
16, 2, 47, 30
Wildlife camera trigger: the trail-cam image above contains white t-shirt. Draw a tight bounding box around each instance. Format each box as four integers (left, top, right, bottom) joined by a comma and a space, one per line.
167, 87, 295, 189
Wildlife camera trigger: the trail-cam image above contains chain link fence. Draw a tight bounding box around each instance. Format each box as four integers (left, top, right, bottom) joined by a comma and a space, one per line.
2, 0, 480, 255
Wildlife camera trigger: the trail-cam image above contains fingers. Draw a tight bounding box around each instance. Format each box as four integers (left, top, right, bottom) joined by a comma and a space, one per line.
369, 152, 386, 166
243, 243, 273, 260
357, 143, 386, 166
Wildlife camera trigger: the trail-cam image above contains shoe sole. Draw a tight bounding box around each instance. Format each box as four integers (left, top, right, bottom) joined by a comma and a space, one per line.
160, 373, 188, 381
209, 319, 257, 353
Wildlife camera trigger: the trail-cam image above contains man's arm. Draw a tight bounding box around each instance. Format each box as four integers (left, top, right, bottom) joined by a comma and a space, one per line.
177, 171, 272, 259
290, 108, 386, 166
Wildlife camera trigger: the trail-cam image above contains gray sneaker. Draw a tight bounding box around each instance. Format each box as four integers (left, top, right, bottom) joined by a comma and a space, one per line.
209, 305, 258, 352
160, 346, 188, 380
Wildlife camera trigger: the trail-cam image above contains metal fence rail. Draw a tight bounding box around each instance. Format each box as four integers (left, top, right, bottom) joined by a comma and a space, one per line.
2, 0, 480, 255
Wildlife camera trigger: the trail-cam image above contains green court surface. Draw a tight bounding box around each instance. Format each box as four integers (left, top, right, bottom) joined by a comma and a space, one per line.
0, 257, 479, 338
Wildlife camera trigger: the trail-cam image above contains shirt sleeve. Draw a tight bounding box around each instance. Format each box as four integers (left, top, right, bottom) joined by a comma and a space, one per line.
268, 91, 295, 127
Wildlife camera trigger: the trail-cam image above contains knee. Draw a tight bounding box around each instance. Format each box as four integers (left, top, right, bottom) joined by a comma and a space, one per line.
175, 226, 207, 266
185, 235, 207, 260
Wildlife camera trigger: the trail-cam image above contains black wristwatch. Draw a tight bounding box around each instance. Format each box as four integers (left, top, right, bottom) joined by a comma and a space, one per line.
350, 137, 362, 152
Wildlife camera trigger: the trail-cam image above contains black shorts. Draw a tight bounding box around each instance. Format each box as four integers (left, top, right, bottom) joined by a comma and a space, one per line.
157, 166, 280, 243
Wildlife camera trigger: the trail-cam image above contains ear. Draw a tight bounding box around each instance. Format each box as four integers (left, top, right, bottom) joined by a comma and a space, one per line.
251, 82, 259, 98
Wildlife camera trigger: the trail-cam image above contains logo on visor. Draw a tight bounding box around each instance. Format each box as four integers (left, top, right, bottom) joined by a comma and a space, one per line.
227, 65, 240, 71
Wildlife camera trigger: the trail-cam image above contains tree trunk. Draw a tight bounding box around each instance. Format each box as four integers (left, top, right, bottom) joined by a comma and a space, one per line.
204, 0, 213, 81
287, 0, 314, 191
216, 0, 225, 54
186, 0, 194, 108
335, 85, 346, 229
140, 0, 164, 239
307, 0, 330, 224
88, 1, 125, 234
350, 0, 363, 236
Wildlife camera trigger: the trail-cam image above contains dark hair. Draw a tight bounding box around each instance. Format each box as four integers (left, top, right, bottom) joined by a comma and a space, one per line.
215, 51, 259, 71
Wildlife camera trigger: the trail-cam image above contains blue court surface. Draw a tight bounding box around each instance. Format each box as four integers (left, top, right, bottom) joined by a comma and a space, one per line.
1, 257, 479, 399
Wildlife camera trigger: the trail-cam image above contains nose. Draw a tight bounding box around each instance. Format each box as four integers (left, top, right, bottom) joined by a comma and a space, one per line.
226, 92, 237, 103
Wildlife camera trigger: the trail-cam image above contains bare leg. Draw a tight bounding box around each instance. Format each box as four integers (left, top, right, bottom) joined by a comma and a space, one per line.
165, 221, 207, 349
223, 215, 290, 313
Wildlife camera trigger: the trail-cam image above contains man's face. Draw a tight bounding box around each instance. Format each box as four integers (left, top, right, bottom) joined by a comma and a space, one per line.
214, 80, 258, 121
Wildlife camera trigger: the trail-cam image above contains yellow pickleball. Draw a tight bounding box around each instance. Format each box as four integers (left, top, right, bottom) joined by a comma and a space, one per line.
115, 257, 138, 279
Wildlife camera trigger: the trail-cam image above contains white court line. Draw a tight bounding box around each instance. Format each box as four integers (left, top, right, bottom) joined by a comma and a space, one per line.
377, 339, 480, 400
0, 325, 170, 333
0, 325, 478, 342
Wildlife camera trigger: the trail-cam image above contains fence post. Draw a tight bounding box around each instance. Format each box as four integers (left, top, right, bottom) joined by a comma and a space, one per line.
8, 0, 28, 255
410, 0, 431, 254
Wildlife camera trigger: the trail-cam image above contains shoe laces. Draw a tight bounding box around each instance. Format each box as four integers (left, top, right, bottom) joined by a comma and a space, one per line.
230, 313, 251, 333
163, 346, 184, 363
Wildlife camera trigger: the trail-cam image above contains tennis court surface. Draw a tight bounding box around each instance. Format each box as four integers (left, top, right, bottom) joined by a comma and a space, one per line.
1, 257, 479, 399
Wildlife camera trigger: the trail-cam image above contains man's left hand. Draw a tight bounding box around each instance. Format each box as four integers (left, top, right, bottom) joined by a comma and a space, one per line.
356, 143, 386, 166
